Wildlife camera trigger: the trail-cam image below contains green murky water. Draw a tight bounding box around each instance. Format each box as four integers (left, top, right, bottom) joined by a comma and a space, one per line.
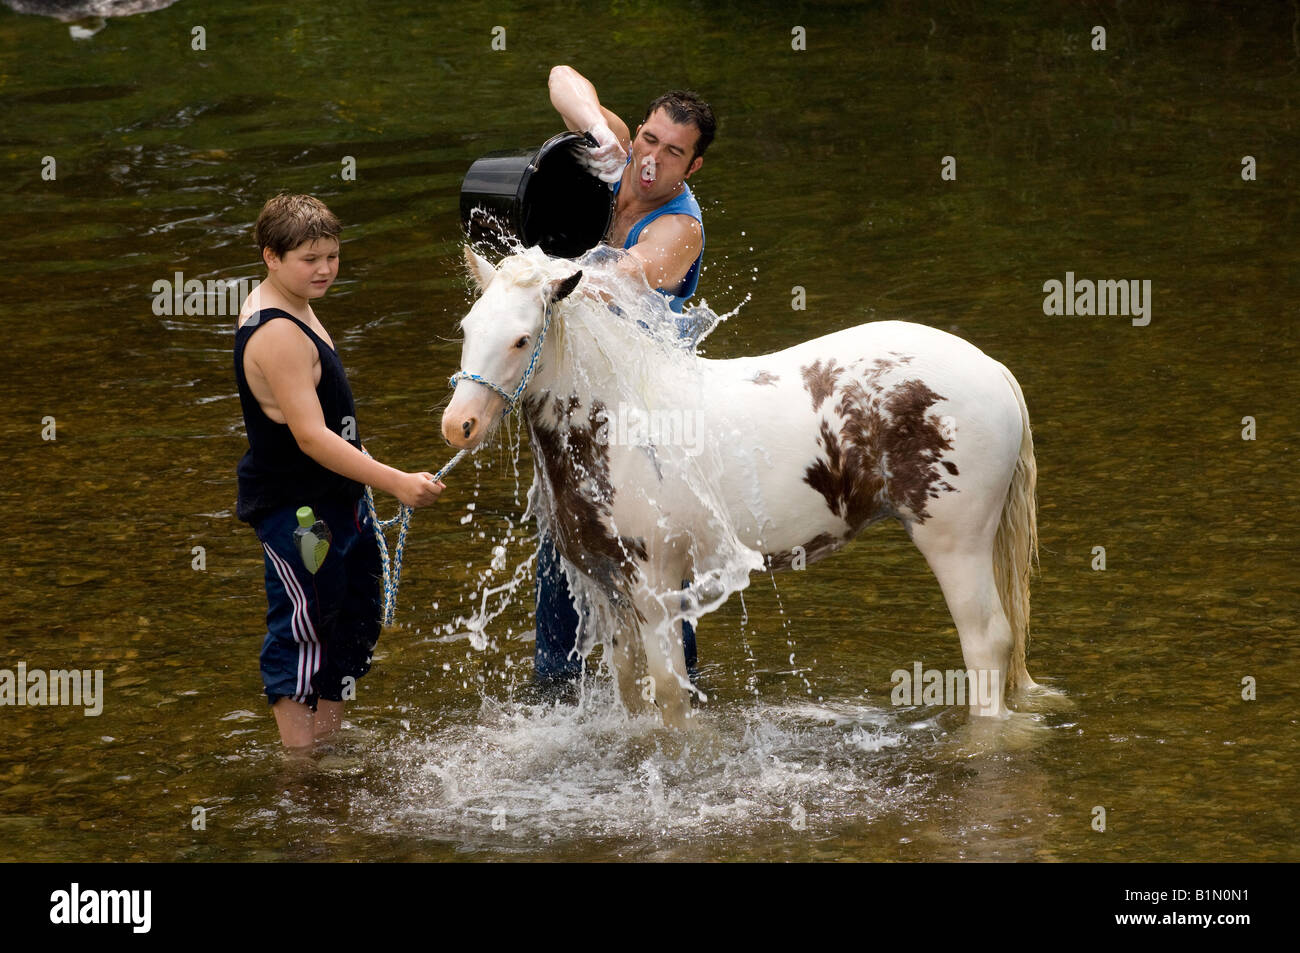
1, 0, 1296, 861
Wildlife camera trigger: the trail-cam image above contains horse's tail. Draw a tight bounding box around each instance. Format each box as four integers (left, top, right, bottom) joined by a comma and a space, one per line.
993, 364, 1039, 697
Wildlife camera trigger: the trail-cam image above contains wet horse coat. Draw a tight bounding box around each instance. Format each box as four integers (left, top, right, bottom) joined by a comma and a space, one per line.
443, 248, 1039, 727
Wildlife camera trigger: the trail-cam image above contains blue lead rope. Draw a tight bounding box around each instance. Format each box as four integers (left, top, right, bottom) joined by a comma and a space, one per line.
364, 448, 466, 627
364, 298, 555, 626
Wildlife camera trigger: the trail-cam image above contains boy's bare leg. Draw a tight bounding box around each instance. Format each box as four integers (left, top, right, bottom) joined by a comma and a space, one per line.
313, 700, 345, 740
272, 698, 317, 749
271, 698, 346, 747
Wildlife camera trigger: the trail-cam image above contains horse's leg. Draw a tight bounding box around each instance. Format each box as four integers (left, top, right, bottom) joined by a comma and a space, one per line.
636, 588, 693, 729
904, 363, 1037, 717
609, 617, 651, 717
910, 520, 1012, 717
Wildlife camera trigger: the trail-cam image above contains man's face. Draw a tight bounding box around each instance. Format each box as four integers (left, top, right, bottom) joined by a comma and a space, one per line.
628, 107, 703, 201
265, 237, 339, 300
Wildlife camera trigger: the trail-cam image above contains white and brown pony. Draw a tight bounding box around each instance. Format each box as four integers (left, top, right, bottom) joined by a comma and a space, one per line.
442, 246, 1040, 728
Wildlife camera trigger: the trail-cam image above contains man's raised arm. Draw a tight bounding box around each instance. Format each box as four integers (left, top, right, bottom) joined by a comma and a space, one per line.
549, 65, 629, 182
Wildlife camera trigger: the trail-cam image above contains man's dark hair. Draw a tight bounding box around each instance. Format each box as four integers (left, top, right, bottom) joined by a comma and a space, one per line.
642, 90, 716, 161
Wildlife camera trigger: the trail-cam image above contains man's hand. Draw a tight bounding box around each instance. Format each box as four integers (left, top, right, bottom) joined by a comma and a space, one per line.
550, 65, 631, 181
573, 120, 627, 183
394, 471, 445, 508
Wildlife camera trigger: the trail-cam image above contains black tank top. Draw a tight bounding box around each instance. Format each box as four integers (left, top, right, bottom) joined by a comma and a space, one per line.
234, 308, 364, 525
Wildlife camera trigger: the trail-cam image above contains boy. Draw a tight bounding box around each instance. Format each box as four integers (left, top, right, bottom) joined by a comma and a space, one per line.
234, 193, 444, 749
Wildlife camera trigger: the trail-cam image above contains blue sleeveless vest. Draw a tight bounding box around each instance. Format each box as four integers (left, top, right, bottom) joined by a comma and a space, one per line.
612, 175, 704, 313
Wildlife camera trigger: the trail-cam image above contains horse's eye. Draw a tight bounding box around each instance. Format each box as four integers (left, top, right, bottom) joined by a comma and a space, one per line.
515, 336, 529, 349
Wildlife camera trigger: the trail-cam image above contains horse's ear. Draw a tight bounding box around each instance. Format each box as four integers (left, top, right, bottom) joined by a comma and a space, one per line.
545, 270, 583, 305
464, 246, 495, 292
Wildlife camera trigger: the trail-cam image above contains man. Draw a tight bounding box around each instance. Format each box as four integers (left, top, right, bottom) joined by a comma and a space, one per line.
549, 65, 713, 312
535, 66, 717, 683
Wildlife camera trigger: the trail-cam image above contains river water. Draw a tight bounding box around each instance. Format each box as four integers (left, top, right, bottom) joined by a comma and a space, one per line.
0, 0, 1296, 861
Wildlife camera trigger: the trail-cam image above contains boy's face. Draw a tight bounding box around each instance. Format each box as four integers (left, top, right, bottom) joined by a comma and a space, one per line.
265, 237, 339, 300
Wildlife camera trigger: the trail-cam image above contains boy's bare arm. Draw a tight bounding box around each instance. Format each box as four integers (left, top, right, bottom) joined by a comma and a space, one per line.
250, 321, 443, 508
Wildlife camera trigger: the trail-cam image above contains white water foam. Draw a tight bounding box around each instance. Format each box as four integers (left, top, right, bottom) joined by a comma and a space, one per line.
350, 682, 932, 845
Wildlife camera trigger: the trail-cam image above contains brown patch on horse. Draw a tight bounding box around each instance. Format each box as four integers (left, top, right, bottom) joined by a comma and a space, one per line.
801, 358, 958, 527
879, 380, 957, 519
803, 358, 911, 530
750, 370, 780, 386
764, 532, 841, 571
800, 359, 844, 411
524, 395, 645, 607
803, 416, 888, 533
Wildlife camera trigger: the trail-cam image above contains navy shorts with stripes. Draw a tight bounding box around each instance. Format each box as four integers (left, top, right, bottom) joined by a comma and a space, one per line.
254, 496, 382, 710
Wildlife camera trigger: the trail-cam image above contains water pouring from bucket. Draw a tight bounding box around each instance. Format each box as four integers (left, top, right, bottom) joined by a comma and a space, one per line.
460, 132, 615, 259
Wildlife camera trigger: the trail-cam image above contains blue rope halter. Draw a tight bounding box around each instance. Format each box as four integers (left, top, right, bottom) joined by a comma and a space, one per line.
364, 297, 555, 626
447, 298, 555, 414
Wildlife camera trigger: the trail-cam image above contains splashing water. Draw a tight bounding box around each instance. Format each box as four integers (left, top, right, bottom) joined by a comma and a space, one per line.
424, 411, 539, 655
349, 680, 931, 849
492, 246, 777, 702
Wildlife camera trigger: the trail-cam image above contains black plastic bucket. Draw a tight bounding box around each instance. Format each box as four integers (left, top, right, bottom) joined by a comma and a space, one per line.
460, 132, 615, 259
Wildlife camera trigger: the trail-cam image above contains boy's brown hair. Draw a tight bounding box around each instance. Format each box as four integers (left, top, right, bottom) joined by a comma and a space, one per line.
254, 193, 342, 260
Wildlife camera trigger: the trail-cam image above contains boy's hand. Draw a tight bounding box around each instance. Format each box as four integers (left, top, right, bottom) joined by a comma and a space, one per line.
396, 471, 445, 508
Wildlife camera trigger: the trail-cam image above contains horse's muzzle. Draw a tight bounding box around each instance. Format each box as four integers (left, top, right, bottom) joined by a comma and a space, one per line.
441, 384, 505, 450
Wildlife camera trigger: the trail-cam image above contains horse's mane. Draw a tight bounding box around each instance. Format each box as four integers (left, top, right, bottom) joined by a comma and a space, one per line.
494, 246, 559, 290
491, 247, 696, 366
473, 247, 705, 431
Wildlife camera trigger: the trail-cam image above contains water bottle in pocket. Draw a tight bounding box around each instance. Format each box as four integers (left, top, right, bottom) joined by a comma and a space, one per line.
293, 506, 332, 574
